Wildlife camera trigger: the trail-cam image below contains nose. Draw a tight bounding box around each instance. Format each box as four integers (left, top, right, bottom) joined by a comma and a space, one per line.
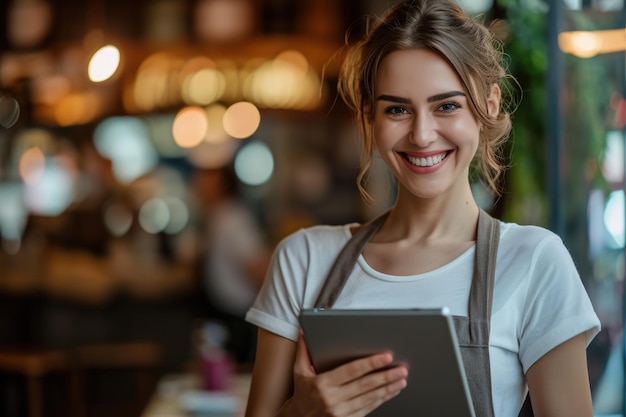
409, 112, 437, 148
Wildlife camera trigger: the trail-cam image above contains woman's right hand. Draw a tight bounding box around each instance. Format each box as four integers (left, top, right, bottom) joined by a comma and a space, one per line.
280, 331, 409, 417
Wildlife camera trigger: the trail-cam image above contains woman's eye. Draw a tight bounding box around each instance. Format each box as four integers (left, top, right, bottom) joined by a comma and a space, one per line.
439, 102, 461, 112
384, 106, 408, 116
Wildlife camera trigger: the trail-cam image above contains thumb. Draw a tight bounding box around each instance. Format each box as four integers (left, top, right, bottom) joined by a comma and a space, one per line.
293, 329, 316, 376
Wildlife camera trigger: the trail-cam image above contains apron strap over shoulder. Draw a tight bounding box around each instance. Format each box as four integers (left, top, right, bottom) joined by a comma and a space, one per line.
467, 209, 499, 342
314, 211, 389, 309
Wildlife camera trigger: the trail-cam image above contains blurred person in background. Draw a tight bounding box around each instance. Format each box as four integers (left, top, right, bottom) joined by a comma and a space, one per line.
192, 167, 271, 364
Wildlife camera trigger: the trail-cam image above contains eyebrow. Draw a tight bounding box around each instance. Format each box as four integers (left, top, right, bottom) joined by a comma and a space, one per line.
376, 91, 466, 104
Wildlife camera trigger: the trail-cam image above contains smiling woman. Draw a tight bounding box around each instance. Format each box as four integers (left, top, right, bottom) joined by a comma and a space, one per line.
242, 1, 600, 417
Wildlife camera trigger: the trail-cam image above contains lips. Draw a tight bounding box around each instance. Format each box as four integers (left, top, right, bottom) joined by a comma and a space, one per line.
403, 151, 449, 167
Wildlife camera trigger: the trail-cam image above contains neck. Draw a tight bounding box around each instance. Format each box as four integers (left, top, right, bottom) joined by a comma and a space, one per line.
381, 189, 481, 243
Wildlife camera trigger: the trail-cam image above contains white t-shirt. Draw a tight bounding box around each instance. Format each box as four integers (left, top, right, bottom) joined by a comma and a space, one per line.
246, 220, 601, 417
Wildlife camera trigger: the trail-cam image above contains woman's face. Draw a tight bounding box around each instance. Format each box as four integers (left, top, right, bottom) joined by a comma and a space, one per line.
373, 48, 494, 201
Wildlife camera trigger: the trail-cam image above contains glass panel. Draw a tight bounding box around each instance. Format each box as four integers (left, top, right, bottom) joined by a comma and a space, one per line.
558, 5, 625, 416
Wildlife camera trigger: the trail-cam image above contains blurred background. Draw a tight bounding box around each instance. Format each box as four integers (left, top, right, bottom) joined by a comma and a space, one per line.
0, 0, 625, 416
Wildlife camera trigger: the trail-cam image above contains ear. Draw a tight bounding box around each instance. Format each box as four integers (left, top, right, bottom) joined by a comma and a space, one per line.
487, 83, 501, 118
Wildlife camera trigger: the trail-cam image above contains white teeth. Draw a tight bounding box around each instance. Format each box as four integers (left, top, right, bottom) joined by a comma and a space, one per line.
406, 153, 446, 167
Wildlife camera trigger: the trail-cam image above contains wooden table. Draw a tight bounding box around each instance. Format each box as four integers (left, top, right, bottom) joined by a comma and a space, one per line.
141, 372, 252, 417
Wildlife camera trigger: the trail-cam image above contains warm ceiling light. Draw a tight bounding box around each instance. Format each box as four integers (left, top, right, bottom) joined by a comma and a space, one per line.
559, 28, 626, 58
182, 68, 226, 105
244, 55, 321, 110
88, 45, 121, 82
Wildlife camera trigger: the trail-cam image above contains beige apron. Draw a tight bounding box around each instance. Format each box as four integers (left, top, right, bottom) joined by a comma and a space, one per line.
313, 209, 533, 417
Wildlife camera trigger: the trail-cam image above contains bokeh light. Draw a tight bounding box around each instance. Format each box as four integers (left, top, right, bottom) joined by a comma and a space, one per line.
7, 0, 52, 49
569, 31, 602, 58
163, 197, 189, 234
127, 52, 324, 113
243, 52, 321, 110
54, 92, 100, 126
128, 52, 185, 112
0, 95, 20, 128
19, 147, 46, 184
601, 131, 624, 184
138, 198, 170, 234
88, 45, 121, 82
456, 0, 494, 14
173, 106, 209, 148
276, 50, 309, 74
234, 141, 274, 186
0, 182, 27, 244
180, 57, 227, 106
223, 101, 261, 139
194, 0, 255, 42
104, 202, 134, 237
93, 116, 159, 183
24, 157, 74, 216
604, 190, 624, 249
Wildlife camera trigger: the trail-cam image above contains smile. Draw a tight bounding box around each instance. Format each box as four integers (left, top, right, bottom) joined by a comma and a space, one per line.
403, 152, 449, 167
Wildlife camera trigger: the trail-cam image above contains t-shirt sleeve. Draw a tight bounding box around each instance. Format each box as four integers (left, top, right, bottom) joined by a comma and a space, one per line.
245, 230, 309, 342
518, 234, 601, 373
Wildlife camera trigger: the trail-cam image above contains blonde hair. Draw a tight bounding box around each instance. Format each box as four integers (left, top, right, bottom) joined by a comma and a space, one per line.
337, 0, 517, 200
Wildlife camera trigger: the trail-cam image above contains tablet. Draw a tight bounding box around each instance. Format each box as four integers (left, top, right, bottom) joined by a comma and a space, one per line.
299, 308, 475, 417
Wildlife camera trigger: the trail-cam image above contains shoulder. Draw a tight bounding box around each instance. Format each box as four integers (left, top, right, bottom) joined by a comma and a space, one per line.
270, 223, 358, 271
499, 221, 562, 246
498, 221, 568, 262
276, 223, 355, 251
494, 220, 578, 304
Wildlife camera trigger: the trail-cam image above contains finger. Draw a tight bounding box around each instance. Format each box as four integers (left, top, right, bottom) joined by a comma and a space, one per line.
333, 362, 408, 402
323, 351, 395, 386
293, 329, 316, 376
337, 370, 408, 417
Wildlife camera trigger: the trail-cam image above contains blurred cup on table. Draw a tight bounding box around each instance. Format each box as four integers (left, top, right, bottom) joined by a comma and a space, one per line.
196, 320, 234, 391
